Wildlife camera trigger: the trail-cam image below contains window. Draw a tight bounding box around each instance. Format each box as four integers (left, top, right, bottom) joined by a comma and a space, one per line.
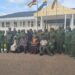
14, 22, 17, 27
66, 19, 70, 26
28, 21, 30, 27
31, 21, 34, 27
2, 22, 5, 27
47, 19, 64, 23
38, 21, 40, 27
23, 21, 25, 27
20, 22, 22, 27
6, 22, 10, 27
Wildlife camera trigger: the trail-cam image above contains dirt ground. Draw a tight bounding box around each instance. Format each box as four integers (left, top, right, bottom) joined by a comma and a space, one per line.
0, 53, 75, 75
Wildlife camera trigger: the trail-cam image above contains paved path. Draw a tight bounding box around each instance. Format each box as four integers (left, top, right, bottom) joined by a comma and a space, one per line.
0, 53, 75, 75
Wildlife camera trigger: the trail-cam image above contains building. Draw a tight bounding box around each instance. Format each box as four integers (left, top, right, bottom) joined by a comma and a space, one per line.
0, 11, 38, 32
0, 1, 75, 32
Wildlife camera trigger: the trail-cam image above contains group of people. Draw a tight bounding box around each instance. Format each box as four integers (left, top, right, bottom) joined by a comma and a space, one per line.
0, 27, 75, 56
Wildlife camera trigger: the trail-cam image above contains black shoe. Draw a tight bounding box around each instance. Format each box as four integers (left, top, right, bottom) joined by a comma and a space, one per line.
40, 53, 43, 56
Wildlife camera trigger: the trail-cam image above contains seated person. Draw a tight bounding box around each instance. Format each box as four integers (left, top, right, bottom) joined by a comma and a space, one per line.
30, 36, 40, 54
39, 39, 48, 55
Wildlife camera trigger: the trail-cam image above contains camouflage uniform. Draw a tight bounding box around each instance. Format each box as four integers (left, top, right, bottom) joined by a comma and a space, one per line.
70, 29, 75, 56
39, 30, 50, 55
16, 30, 28, 53
17, 35, 28, 53
6, 28, 13, 52
12, 28, 17, 37
65, 28, 72, 55
27, 30, 33, 52
56, 27, 65, 53
2, 36, 8, 53
48, 28, 56, 55
0, 31, 4, 52
16, 30, 26, 44
16, 30, 21, 41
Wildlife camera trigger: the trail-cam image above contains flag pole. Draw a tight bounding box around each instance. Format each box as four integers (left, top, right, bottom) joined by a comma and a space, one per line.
44, 2, 47, 31
61, 0, 67, 32
43, 0, 47, 31
46, 0, 48, 31
28, 0, 38, 31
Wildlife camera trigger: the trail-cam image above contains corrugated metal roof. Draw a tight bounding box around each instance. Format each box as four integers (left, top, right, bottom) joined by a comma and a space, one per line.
0, 11, 36, 18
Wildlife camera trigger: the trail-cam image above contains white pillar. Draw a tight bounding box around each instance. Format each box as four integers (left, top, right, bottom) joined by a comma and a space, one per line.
70, 14, 74, 30
36, 17, 38, 31
11, 21, 14, 30
41, 16, 44, 31
64, 14, 67, 32
4, 22, 7, 31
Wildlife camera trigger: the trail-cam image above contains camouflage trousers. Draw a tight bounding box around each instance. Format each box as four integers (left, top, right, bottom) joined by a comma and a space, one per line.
70, 44, 75, 57
39, 45, 51, 55
65, 43, 71, 55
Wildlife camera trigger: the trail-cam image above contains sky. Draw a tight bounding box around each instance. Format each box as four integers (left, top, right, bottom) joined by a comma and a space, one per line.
0, 0, 75, 16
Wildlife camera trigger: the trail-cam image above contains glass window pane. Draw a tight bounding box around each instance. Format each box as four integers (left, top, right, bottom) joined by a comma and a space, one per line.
28, 21, 30, 27
31, 21, 34, 27
14, 22, 17, 27
6, 22, 10, 27
2, 22, 5, 27
23, 21, 25, 27
38, 21, 40, 27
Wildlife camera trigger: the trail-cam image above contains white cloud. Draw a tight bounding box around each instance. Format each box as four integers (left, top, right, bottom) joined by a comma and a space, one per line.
63, 0, 75, 8
7, 0, 25, 4
0, 12, 7, 16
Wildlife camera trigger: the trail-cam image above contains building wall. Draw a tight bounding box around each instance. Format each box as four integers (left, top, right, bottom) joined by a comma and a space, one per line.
0, 17, 42, 32
0, 14, 75, 32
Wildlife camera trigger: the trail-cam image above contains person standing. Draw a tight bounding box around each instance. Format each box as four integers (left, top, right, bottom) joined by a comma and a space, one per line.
65, 27, 72, 55
56, 26, 65, 54
6, 28, 13, 53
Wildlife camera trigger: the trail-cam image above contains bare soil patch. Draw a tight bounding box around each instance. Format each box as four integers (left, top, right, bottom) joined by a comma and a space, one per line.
0, 53, 75, 75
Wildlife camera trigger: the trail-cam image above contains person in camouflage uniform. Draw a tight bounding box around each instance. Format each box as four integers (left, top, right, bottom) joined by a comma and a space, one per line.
20, 30, 26, 37
12, 28, 17, 37
56, 26, 65, 54
39, 29, 50, 55
16, 30, 21, 53
0, 31, 5, 53
6, 28, 13, 53
48, 28, 56, 55
16, 30, 21, 41
2, 36, 8, 53
17, 35, 28, 53
27, 29, 33, 52
64, 27, 72, 55
16, 30, 26, 43
70, 28, 75, 57
16, 30, 27, 53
